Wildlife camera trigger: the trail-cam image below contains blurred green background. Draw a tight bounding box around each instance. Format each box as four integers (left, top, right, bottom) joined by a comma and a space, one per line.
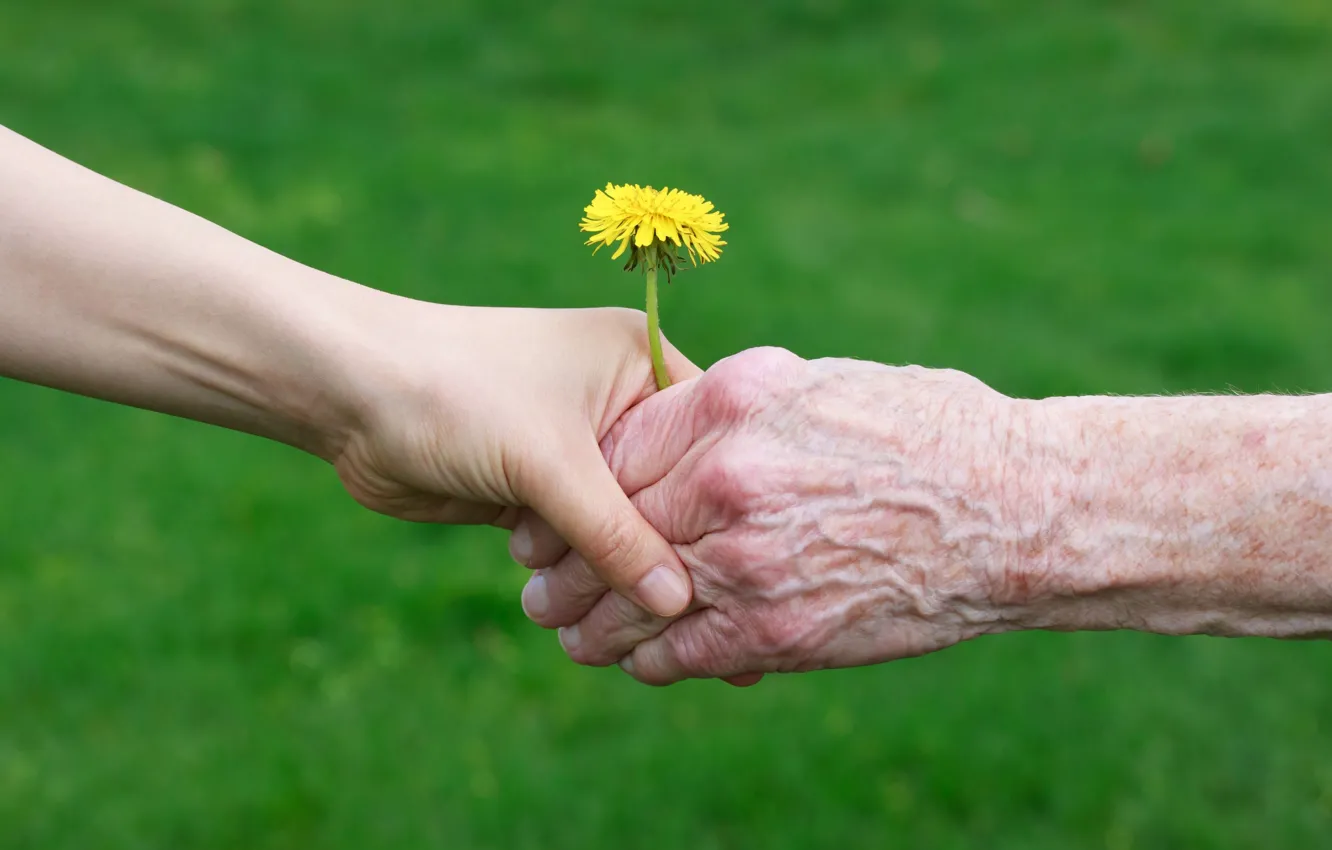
3, 0, 1332, 847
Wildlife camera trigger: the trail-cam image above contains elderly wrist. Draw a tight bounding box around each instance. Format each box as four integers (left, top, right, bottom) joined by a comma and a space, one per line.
816, 366, 1043, 643
946, 393, 1079, 636
952, 394, 1163, 636
973, 395, 1129, 632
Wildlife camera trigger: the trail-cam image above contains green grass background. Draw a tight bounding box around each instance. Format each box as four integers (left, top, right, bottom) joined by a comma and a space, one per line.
3, 0, 1332, 846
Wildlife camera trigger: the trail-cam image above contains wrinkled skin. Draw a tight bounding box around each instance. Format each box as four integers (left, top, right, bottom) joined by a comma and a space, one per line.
520, 346, 1034, 685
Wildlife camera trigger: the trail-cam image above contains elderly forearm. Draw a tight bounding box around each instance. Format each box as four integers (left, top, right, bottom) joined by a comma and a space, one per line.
0, 126, 393, 460
548, 355, 1332, 681
1008, 394, 1332, 638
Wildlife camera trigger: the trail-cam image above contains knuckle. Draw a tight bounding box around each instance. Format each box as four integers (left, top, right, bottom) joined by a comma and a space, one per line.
559, 555, 607, 596
733, 346, 803, 374
539, 575, 605, 628
751, 612, 801, 657
667, 617, 740, 677
577, 514, 648, 586
577, 594, 658, 667
625, 651, 672, 686
695, 445, 769, 517
700, 347, 803, 420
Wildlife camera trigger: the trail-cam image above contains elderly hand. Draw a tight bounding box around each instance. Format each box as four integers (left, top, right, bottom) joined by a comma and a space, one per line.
522, 347, 1041, 684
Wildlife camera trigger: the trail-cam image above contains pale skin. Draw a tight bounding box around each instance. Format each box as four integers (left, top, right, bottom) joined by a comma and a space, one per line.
0, 125, 697, 619
526, 347, 1332, 685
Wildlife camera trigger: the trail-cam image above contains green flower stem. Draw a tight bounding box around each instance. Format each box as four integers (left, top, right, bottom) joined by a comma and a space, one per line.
645, 265, 670, 391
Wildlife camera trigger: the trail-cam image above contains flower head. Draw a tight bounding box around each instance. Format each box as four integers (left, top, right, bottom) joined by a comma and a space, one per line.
580, 183, 728, 277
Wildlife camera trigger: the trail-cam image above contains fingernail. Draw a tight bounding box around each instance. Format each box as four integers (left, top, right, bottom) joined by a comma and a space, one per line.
635, 565, 689, 617
619, 656, 636, 675
521, 573, 549, 619
558, 625, 581, 653
509, 524, 532, 566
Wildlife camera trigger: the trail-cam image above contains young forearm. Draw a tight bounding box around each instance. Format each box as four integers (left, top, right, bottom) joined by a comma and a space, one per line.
0, 126, 702, 610
0, 126, 386, 459
1012, 394, 1332, 638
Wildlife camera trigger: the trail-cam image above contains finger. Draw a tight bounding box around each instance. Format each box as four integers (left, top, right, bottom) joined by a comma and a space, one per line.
617, 608, 750, 686
521, 549, 609, 629
400, 499, 508, 526
525, 439, 691, 618
558, 588, 676, 667
724, 673, 765, 688
491, 505, 521, 531
508, 510, 569, 568
601, 376, 705, 497
623, 456, 729, 546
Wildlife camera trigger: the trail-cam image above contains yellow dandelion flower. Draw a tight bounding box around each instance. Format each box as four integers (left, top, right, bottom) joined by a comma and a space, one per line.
581, 183, 728, 273
579, 183, 729, 391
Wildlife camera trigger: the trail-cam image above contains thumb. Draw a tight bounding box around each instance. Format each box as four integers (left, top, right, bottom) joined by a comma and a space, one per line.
524, 439, 692, 618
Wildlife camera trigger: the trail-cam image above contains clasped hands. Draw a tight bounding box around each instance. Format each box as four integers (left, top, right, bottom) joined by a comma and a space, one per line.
333, 304, 1035, 687
509, 339, 1024, 686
